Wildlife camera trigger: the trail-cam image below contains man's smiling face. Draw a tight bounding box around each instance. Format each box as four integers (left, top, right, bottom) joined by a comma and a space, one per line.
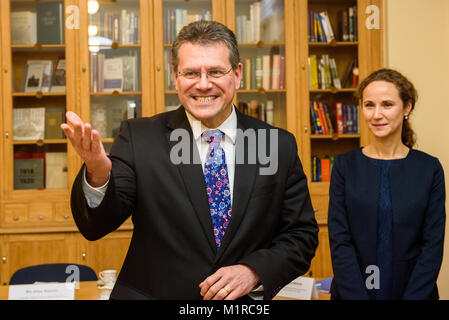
174, 42, 242, 128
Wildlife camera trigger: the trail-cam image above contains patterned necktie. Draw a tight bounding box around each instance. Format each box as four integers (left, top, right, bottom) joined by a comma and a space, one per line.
202, 130, 232, 249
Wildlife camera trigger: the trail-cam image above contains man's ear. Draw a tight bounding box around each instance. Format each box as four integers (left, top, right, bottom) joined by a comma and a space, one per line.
234, 63, 243, 90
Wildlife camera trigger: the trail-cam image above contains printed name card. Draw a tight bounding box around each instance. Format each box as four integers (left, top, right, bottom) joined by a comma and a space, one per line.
277, 276, 319, 300
8, 282, 75, 300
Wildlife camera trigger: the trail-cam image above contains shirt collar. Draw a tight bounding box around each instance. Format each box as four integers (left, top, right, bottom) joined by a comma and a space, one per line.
185, 106, 237, 145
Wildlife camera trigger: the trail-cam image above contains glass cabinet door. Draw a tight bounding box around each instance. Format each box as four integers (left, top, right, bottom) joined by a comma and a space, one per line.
154, 0, 213, 114
307, 0, 360, 183
234, 0, 287, 130
87, 0, 142, 151
9, 0, 68, 191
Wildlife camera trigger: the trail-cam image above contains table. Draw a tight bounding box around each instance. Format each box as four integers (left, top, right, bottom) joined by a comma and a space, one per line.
0, 281, 330, 300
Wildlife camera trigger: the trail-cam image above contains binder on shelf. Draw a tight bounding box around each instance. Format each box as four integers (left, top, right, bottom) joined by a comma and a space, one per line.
51, 59, 66, 92
45, 152, 68, 189
11, 11, 37, 45
13, 107, 46, 140
45, 108, 65, 139
37, 1, 64, 45
14, 153, 45, 190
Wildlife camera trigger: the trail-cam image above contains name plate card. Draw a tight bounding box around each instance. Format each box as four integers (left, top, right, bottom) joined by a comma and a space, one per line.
277, 276, 319, 300
9, 283, 75, 300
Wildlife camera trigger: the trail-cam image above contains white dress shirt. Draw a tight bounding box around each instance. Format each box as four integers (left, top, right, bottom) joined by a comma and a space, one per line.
82, 107, 237, 208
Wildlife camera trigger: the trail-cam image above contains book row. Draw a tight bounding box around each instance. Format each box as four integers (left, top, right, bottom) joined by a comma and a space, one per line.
89, 9, 140, 45
18, 59, 66, 93
240, 54, 286, 90
237, 100, 275, 126
163, 8, 212, 44
90, 101, 137, 139
235, 0, 284, 44
90, 53, 139, 93
311, 155, 335, 182
164, 52, 286, 91
308, 5, 358, 43
309, 55, 359, 90
13, 107, 65, 140
310, 102, 359, 135
11, 2, 64, 45
14, 152, 67, 190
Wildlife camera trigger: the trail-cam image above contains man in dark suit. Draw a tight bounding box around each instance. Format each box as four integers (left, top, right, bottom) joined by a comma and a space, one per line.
62, 21, 318, 300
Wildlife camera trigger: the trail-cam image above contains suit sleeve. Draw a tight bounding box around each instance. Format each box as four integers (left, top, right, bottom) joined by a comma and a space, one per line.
71, 121, 136, 241
238, 133, 319, 299
328, 156, 370, 299
403, 159, 446, 299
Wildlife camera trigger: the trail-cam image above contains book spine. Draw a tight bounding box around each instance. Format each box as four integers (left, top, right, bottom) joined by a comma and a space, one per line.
249, 100, 259, 119
321, 159, 330, 182
271, 54, 281, 90
335, 102, 344, 134
266, 100, 274, 125
255, 56, 263, 89
279, 55, 286, 89
262, 55, 271, 89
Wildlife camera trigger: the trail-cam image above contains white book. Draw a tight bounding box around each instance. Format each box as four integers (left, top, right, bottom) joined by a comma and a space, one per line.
45, 152, 68, 189
253, 2, 261, 43
262, 55, 271, 90
246, 20, 252, 44
329, 58, 342, 89
320, 11, 335, 42
249, 4, 255, 43
90, 103, 108, 138
13, 107, 46, 140
103, 58, 123, 92
11, 11, 37, 45
122, 55, 137, 91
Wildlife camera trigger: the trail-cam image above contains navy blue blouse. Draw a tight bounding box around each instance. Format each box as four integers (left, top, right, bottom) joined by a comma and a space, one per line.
368, 157, 407, 299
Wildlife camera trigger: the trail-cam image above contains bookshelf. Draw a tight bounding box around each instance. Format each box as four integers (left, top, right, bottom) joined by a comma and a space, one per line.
0, 0, 383, 285
226, 0, 296, 135
153, 0, 226, 115
296, 0, 384, 278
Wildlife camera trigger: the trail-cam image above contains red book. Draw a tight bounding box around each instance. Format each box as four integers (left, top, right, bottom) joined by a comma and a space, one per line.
318, 102, 329, 134
321, 158, 330, 182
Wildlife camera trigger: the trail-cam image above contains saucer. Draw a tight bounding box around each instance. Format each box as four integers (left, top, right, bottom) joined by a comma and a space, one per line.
98, 284, 114, 290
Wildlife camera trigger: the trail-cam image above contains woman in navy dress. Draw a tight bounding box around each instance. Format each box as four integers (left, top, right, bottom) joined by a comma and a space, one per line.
328, 68, 446, 300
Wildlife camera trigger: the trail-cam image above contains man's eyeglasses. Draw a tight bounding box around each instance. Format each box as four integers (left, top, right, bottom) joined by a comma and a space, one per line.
177, 67, 233, 80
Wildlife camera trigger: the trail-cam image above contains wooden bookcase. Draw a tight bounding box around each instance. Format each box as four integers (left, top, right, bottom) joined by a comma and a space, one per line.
0, 0, 383, 287
296, 0, 384, 278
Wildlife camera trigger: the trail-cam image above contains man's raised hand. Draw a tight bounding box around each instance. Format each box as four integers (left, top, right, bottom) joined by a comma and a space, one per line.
61, 111, 111, 187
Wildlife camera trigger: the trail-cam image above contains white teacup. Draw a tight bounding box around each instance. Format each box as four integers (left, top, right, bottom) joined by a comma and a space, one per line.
99, 269, 117, 286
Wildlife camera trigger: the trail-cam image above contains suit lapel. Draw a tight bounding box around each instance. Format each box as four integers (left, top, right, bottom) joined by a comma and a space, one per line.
165, 107, 217, 255
214, 111, 258, 262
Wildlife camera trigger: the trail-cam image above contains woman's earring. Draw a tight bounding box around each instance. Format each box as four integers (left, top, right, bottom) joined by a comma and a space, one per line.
404, 115, 409, 120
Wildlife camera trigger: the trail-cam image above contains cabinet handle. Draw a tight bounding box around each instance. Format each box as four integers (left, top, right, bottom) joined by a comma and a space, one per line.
82, 252, 86, 259
13, 216, 19, 221
39, 215, 44, 220
82, 66, 86, 73
3, 67, 8, 73
2, 256, 6, 264
5, 131, 9, 139
304, 126, 308, 133
313, 207, 318, 212
64, 215, 69, 220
